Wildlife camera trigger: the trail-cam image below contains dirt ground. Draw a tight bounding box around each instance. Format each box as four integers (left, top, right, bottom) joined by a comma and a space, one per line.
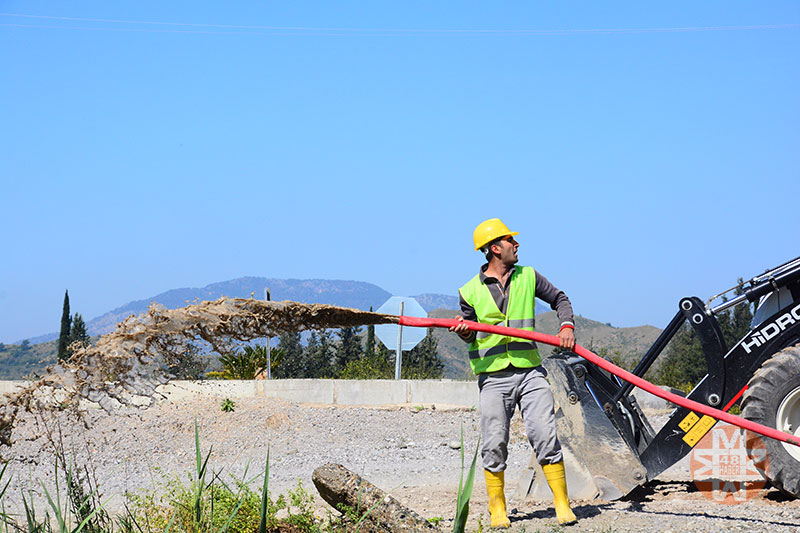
1, 396, 799, 532
396, 480, 800, 532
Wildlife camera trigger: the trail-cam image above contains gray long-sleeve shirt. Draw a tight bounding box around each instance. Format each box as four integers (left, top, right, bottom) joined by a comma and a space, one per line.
457, 264, 574, 343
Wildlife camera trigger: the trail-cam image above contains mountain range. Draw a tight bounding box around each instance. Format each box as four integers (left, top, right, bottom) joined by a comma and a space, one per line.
4, 277, 661, 380
24, 277, 552, 344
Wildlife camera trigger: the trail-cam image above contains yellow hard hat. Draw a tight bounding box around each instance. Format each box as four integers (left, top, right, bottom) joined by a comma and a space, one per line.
473, 218, 518, 251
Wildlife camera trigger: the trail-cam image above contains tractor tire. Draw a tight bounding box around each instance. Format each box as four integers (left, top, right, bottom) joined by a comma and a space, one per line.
742, 343, 800, 497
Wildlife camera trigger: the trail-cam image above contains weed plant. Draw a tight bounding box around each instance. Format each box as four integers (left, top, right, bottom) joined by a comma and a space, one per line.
220, 399, 236, 413
0, 418, 457, 533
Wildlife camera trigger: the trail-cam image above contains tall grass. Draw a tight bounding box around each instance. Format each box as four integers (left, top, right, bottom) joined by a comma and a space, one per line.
0, 420, 477, 532
7, 459, 110, 533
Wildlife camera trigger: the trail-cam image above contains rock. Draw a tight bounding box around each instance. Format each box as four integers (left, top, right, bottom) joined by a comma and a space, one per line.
312, 463, 440, 532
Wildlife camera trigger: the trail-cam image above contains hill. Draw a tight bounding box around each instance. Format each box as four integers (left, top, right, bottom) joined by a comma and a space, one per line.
0, 339, 58, 379
1, 311, 661, 380
23, 278, 556, 345
4, 277, 660, 380
429, 309, 662, 379
85, 277, 398, 339
25, 278, 465, 344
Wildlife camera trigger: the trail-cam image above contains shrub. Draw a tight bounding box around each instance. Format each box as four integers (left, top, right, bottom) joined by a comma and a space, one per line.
213, 346, 285, 380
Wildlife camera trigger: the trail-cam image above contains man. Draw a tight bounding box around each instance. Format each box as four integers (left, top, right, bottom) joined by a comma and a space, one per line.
450, 218, 577, 527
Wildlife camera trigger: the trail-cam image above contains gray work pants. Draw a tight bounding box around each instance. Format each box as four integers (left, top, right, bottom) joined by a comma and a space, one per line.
478, 365, 563, 472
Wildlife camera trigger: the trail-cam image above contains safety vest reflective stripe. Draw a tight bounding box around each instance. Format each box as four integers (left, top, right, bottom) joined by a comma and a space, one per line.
468, 341, 538, 359
476, 319, 534, 339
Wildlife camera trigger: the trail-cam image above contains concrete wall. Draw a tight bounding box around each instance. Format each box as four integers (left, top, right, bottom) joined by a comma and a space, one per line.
0, 381, 28, 395
0, 380, 479, 409
157, 379, 480, 408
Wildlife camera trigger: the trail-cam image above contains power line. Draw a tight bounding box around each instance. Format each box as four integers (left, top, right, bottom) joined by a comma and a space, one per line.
1, 12, 798, 37
0, 22, 348, 37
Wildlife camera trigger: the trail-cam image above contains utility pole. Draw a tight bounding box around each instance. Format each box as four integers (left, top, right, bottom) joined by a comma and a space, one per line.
264, 288, 271, 379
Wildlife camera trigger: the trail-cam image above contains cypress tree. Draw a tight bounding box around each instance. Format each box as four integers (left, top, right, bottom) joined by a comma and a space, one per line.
306, 330, 334, 378
365, 306, 376, 358
657, 281, 754, 390
335, 326, 363, 373
69, 313, 90, 356
657, 323, 706, 390
402, 328, 444, 379
721, 279, 754, 346
274, 331, 306, 378
57, 290, 71, 362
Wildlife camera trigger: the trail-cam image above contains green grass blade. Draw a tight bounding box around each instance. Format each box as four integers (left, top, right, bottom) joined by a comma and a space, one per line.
217, 463, 250, 532
40, 481, 67, 533
218, 495, 245, 533
0, 462, 10, 501
22, 493, 37, 533
195, 418, 202, 478
452, 428, 480, 533
452, 437, 466, 531
120, 503, 146, 533
239, 460, 253, 484
199, 450, 213, 482
258, 448, 270, 533
192, 418, 214, 528
2, 500, 11, 533
456, 427, 465, 497
162, 510, 177, 533
73, 495, 113, 533
0, 464, 12, 530
353, 489, 394, 531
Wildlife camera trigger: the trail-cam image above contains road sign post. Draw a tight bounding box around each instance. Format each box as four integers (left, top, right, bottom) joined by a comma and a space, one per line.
264, 288, 271, 379
375, 297, 427, 380
394, 301, 404, 380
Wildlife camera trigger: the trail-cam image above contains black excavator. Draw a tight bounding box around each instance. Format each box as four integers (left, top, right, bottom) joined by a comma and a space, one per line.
524, 256, 800, 500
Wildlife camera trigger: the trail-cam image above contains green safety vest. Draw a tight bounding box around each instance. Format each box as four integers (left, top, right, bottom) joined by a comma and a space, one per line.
458, 266, 540, 374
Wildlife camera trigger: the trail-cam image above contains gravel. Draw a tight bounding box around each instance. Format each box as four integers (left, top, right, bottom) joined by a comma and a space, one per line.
2, 397, 799, 532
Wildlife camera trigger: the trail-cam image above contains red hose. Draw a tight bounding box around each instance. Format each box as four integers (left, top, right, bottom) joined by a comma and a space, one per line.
397, 315, 800, 448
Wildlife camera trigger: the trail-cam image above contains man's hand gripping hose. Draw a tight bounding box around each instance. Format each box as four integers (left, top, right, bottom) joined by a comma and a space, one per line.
396, 315, 800, 448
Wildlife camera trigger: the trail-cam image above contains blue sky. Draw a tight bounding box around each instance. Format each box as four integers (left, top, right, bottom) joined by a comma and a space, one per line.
1, 2, 799, 343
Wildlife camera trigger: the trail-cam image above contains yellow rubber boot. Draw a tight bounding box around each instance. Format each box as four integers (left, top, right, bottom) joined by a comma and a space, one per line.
542, 461, 577, 525
483, 470, 511, 528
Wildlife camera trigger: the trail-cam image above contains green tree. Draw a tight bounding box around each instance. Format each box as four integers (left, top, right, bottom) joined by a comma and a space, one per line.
164, 342, 209, 379
719, 278, 754, 346
339, 350, 393, 379
334, 326, 363, 373
657, 282, 754, 389
365, 306, 376, 358
57, 290, 71, 362
339, 338, 394, 379
596, 346, 634, 372
214, 345, 278, 379
401, 328, 444, 379
657, 323, 707, 390
274, 331, 306, 378
306, 330, 334, 378
68, 313, 90, 357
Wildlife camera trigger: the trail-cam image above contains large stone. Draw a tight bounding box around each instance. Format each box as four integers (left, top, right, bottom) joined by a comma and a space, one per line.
312, 463, 440, 532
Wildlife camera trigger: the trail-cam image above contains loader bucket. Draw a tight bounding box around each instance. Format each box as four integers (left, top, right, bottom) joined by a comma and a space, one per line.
520, 355, 648, 501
